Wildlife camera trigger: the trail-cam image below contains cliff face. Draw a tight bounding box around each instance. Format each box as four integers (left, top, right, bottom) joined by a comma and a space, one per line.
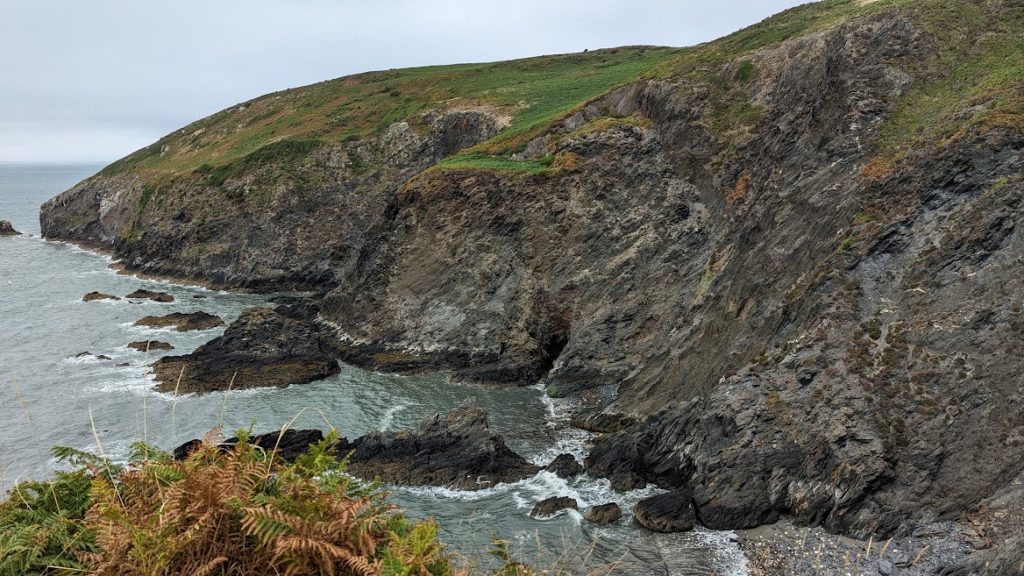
39, 0, 1024, 565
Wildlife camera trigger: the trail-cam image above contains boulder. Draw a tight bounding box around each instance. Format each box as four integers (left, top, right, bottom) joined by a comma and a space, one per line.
0, 220, 20, 236
585, 503, 623, 524
341, 399, 540, 490
128, 340, 174, 352
633, 491, 697, 533
531, 496, 578, 518
173, 429, 325, 461
134, 311, 224, 332
73, 351, 110, 360
150, 306, 338, 393
83, 291, 120, 302
127, 289, 174, 302
545, 453, 583, 478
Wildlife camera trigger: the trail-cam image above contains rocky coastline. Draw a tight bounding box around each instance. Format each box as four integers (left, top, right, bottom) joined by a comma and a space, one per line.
36, 1, 1024, 572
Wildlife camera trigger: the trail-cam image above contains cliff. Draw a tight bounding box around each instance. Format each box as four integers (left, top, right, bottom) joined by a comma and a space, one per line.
40, 0, 1024, 572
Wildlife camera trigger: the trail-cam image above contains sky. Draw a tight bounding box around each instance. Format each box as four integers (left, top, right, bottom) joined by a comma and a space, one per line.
0, 0, 807, 163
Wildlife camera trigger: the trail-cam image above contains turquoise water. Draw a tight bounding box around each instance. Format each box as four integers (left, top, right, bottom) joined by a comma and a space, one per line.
0, 163, 746, 575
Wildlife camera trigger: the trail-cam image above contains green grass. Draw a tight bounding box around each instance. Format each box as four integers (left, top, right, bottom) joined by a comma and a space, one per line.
870, 0, 1024, 165
101, 46, 682, 182
96, 0, 1023, 191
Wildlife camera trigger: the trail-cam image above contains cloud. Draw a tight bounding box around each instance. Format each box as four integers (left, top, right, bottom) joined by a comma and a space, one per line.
0, 0, 804, 162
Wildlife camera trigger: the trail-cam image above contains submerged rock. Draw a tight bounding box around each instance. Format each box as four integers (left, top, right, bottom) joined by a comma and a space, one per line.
82, 291, 120, 302
531, 496, 578, 518
633, 491, 696, 533
545, 453, 583, 478
126, 289, 174, 302
585, 503, 623, 524
0, 220, 20, 236
128, 340, 173, 352
341, 399, 540, 490
150, 306, 338, 393
134, 311, 224, 332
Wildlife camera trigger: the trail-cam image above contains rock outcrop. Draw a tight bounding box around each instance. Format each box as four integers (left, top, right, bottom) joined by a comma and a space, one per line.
339, 399, 540, 490
35, 0, 1024, 565
585, 503, 623, 525
545, 453, 583, 478
632, 491, 696, 533
531, 496, 578, 518
126, 289, 174, 302
151, 304, 338, 393
173, 429, 325, 462
134, 311, 224, 332
82, 292, 120, 302
128, 340, 173, 352
0, 220, 20, 236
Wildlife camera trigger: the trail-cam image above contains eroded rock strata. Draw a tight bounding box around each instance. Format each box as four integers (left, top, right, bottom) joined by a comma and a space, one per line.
39, 1, 1024, 569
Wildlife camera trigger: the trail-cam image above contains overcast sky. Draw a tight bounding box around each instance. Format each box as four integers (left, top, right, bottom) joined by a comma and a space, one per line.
0, 0, 806, 163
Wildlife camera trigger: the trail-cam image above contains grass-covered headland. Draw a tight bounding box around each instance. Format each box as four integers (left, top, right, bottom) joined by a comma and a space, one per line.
0, 432, 536, 576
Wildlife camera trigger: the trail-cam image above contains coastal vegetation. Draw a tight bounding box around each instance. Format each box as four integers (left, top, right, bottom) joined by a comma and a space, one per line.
0, 432, 537, 576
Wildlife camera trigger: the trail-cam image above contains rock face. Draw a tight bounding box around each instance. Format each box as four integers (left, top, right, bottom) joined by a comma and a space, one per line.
633, 491, 696, 533
0, 220, 20, 236
151, 304, 338, 393
83, 291, 120, 302
340, 399, 540, 490
545, 453, 583, 478
35, 0, 1024, 562
126, 289, 174, 302
128, 340, 173, 352
585, 503, 623, 525
134, 311, 224, 332
531, 496, 578, 518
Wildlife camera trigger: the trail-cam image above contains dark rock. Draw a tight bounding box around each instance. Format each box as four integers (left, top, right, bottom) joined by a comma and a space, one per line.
570, 411, 639, 433
173, 429, 325, 461
633, 491, 696, 533
342, 399, 540, 490
0, 220, 20, 236
116, 363, 129, 366
151, 306, 338, 393
192, 294, 207, 299
74, 351, 110, 360
531, 496, 578, 518
128, 340, 173, 352
126, 289, 174, 302
585, 503, 623, 524
878, 559, 894, 576
83, 291, 120, 302
96, 354, 111, 360
545, 453, 583, 478
134, 311, 224, 332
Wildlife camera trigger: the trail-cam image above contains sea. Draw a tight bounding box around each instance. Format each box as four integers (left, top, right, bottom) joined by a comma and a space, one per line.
0, 162, 747, 575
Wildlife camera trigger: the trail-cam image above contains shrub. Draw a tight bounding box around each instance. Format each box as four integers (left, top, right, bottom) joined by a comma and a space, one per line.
1, 431, 477, 576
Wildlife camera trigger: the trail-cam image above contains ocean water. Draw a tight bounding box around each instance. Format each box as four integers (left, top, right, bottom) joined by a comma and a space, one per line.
0, 163, 747, 575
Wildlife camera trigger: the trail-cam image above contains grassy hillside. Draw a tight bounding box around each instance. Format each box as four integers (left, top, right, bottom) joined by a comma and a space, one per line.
97, 0, 1022, 184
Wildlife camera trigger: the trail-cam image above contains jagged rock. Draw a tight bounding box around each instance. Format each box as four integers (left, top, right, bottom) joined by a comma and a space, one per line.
545, 453, 583, 478
134, 311, 224, 332
73, 351, 110, 360
82, 291, 120, 302
128, 340, 173, 352
173, 429, 325, 461
0, 220, 20, 236
531, 496, 578, 518
585, 503, 623, 524
151, 305, 338, 393
126, 289, 174, 302
633, 491, 696, 533
341, 399, 540, 490
570, 411, 638, 433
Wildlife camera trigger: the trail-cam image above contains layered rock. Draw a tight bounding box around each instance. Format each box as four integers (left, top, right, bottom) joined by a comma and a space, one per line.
339, 399, 540, 490
134, 311, 224, 332
151, 304, 338, 393
531, 496, 578, 518
128, 340, 173, 352
126, 289, 174, 302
